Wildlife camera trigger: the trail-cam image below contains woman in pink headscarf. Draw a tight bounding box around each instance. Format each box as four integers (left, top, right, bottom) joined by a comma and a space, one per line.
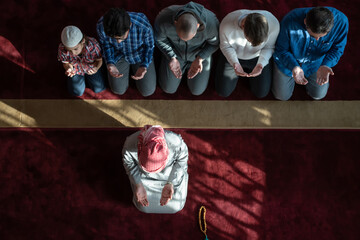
122, 125, 189, 213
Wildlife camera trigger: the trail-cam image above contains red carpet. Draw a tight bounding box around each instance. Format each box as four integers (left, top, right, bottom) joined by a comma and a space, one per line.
0, 129, 359, 239
0, 0, 359, 100
1, 0, 359, 239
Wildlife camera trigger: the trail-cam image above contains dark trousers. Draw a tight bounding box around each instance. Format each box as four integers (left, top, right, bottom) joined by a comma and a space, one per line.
215, 53, 272, 98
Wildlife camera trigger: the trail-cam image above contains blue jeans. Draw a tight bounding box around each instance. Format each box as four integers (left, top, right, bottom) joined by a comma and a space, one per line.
67, 69, 106, 96
272, 62, 329, 100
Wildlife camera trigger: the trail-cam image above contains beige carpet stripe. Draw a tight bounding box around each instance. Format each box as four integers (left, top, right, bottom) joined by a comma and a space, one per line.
0, 99, 359, 129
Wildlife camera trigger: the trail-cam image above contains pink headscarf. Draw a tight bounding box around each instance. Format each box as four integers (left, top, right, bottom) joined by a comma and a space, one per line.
138, 125, 169, 173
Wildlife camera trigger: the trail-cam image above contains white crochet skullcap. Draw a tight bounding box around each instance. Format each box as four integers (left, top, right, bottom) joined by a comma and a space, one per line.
61, 26, 83, 48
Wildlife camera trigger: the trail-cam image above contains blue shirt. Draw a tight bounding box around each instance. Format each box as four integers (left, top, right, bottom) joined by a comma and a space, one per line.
96, 12, 155, 68
273, 7, 348, 77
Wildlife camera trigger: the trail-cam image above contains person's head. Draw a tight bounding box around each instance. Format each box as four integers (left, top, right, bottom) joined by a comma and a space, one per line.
138, 125, 169, 173
174, 13, 199, 41
305, 7, 334, 40
61, 26, 85, 56
103, 8, 131, 43
242, 13, 269, 46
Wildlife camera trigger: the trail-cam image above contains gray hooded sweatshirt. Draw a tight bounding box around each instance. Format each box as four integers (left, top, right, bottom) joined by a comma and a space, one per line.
154, 1, 219, 62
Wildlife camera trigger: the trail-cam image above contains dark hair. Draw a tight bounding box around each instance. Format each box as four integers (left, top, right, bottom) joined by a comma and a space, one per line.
103, 8, 131, 37
306, 7, 334, 34
243, 13, 269, 46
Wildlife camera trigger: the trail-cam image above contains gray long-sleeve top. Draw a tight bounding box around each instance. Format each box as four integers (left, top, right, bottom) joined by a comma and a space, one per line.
154, 1, 219, 61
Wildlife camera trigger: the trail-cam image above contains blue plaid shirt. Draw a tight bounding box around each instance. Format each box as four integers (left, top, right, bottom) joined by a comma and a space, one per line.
96, 12, 154, 68
273, 7, 348, 77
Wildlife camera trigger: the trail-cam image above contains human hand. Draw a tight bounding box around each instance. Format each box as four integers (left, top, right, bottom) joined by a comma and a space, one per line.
160, 183, 174, 206
316, 65, 334, 85
169, 57, 182, 79
248, 64, 263, 77
87, 65, 99, 75
107, 64, 123, 78
65, 64, 76, 77
292, 66, 308, 85
234, 63, 248, 77
188, 57, 203, 79
135, 183, 149, 207
131, 67, 147, 80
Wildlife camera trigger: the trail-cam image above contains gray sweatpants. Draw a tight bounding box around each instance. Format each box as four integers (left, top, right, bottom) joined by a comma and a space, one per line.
107, 59, 156, 97
158, 54, 212, 96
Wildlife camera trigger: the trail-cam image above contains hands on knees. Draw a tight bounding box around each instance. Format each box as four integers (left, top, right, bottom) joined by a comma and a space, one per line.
136, 182, 174, 207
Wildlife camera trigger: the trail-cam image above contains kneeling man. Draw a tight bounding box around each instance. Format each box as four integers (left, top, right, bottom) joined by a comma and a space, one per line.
122, 125, 189, 214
